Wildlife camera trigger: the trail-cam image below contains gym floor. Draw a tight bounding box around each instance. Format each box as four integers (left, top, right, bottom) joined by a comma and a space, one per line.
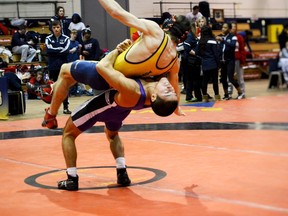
0, 79, 288, 216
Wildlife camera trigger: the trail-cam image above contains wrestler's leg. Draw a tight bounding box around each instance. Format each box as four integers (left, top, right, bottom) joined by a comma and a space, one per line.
58, 116, 82, 191
42, 63, 77, 129
105, 127, 124, 159
104, 127, 131, 186
62, 116, 82, 168
50, 63, 77, 116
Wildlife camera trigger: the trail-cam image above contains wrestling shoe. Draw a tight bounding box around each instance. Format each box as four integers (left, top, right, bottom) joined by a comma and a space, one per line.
58, 173, 79, 191
41, 107, 58, 129
117, 168, 131, 186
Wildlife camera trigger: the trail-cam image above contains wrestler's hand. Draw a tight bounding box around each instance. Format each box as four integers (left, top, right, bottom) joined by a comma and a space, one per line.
174, 106, 186, 116
50, 83, 54, 94
116, 39, 132, 53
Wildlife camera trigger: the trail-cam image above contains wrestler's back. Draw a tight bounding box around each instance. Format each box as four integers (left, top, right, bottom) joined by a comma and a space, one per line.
113, 33, 178, 78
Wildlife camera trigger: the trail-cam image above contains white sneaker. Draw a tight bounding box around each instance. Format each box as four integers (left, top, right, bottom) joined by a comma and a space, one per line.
237, 93, 245, 99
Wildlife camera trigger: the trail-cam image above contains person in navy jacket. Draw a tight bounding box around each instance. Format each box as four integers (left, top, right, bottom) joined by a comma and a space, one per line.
196, 25, 221, 102
80, 27, 101, 61
216, 22, 245, 100
45, 20, 71, 114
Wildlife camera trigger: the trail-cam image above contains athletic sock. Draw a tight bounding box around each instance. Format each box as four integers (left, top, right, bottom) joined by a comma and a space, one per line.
67, 167, 77, 177
116, 157, 126, 168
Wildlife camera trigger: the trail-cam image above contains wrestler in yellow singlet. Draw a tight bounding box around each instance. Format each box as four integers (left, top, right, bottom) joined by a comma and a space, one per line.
113, 33, 178, 78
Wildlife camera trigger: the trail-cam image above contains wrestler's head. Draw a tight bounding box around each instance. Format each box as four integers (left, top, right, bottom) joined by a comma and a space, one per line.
164, 15, 191, 43
151, 77, 178, 117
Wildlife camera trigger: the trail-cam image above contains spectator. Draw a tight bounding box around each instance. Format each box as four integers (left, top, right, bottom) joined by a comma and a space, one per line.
68, 13, 86, 42
50, 6, 70, 36
183, 22, 203, 102
238, 30, 253, 58
216, 22, 245, 100
67, 29, 80, 62
67, 29, 88, 96
0, 46, 13, 63
80, 27, 101, 61
196, 16, 207, 37
3, 72, 23, 91
196, 25, 221, 102
231, 22, 246, 97
186, 5, 203, 24
45, 20, 71, 114
278, 23, 288, 50
278, 41, 288, 85
11, 25, 37, 63
26, 71, 53, 100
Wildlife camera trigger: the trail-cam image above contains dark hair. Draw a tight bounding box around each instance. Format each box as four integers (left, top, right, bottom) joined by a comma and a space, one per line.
55, 6, 65, 16
193, 6, 199, 11
245, 30, 253, 37
160, 12, 172, 25
151, 95, 178, 117
52, 20, 61, 26
167, 15, 191, 43
223, 22, 232, 30
72, 13, 81, 24
198, 25, 214, 56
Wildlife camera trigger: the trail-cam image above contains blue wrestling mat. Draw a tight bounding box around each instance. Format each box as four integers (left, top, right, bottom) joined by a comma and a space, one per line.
181, 101, 215, 107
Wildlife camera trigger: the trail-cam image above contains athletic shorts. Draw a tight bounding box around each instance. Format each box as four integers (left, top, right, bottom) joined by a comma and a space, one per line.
70, 60, 110, 90
72, 89, 131, 132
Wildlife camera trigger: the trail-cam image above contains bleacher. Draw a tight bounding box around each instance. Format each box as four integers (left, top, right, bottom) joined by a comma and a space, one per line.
0, 25, 49, 66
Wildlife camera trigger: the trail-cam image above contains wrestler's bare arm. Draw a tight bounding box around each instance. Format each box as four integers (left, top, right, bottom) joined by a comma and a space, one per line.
167, 60, 185, 116
98, 0, 160, 36
96, 49, 138, 96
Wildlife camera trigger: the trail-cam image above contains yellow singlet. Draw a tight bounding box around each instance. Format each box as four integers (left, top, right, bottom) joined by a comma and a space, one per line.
114, 32, 177, 78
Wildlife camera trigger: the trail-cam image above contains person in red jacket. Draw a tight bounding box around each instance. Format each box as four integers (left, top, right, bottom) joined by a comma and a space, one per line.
231, 22, 246, 97
26, 71, 53, 103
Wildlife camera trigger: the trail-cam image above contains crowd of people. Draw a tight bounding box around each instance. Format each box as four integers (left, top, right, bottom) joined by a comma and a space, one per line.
176, 6, 247, 101
0, 6, 101, 113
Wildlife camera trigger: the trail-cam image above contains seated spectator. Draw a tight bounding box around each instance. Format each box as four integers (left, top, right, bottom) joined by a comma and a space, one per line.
0, 46, 13, 63
3, 72, 23, 91
11, 25, 37, 62
26, 71, 53, 100
278, 41, 288, 85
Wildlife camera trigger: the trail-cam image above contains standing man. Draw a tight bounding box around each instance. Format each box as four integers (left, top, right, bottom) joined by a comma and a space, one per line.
186, 5, 203, 24
11, 25, 37, 63
45, 20, 71, 114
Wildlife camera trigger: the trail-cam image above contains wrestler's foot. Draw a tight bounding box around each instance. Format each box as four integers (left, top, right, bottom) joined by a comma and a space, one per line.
117, 168, 131, 186
42, 108, 58, 129
58, 173, 79, 191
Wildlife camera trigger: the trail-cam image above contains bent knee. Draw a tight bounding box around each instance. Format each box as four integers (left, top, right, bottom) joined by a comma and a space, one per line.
59, 63, 74, 79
